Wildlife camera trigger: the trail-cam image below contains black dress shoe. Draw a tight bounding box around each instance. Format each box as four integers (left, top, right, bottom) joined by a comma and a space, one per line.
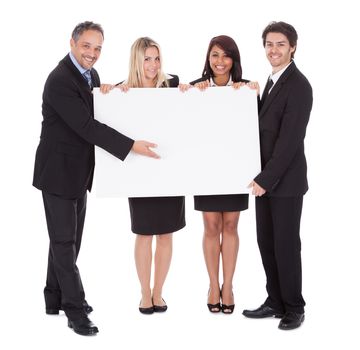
68, 316, 99, 336
242, 304, 284, 318
46, 301, 93, 315
278, 312, 304, 330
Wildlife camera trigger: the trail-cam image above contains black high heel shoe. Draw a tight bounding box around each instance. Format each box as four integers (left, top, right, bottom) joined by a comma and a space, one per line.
221, 303, 235, 314
221, 286, 235, 314
207, 288, 221, 313
207, 302, 221, 313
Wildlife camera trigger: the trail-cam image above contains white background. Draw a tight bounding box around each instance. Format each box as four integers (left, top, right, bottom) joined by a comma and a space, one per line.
1, 0, 359, 349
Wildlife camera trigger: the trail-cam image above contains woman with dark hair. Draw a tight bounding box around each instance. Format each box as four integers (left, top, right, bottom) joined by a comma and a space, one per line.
181, 35, 259, 314
192, 35, 243, 87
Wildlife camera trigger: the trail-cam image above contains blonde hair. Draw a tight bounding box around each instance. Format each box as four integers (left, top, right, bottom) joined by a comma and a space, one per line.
127, 37, 169, 88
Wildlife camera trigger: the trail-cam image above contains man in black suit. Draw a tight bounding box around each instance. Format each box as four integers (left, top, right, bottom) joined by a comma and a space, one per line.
33, 21, 159, 336
242, 21, 312, 330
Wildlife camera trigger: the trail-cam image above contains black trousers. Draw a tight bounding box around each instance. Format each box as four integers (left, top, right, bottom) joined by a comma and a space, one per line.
256, 196, 305, 314
42, 191, 87, 319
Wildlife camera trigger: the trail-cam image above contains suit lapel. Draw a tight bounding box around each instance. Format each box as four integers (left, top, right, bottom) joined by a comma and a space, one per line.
259, 62, 297, 118
62, 54, 91, 89
60, 55, 94, 112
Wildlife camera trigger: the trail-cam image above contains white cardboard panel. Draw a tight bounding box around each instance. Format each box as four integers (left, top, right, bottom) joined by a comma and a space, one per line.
94, 86, 261, 197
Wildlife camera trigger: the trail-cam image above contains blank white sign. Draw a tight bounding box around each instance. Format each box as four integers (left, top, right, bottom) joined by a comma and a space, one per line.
94, 87, 261, 197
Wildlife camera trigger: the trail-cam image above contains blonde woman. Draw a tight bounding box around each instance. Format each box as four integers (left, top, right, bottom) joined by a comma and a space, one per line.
102, 37, 185, 314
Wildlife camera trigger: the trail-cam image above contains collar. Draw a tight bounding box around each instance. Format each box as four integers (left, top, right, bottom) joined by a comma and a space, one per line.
210, 76, 233, 87
69, 52, 89, 75
270, 61, 293, 87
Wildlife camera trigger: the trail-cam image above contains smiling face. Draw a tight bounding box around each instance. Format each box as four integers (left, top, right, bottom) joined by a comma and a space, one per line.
265, 32, 295, 73
70, 29, 103, 70
142, 46, 161, 85
209, 45, 233, 79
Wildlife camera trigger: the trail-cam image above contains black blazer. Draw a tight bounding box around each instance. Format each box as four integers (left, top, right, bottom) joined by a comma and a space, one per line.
33, 54, 134, 199
254, 61, 313, 196
116, 74, 179, 88
166, 74, 179, 87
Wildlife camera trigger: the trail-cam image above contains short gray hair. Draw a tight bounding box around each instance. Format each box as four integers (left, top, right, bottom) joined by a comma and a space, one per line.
71, 21, 104, 42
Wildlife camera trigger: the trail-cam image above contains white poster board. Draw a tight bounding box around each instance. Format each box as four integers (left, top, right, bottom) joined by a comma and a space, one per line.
94, 87, 261, 197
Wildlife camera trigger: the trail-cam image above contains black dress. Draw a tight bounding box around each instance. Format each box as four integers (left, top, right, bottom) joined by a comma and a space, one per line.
194, 194, 248, 212
129, 196, 185, 235
190, 76, 249, 212
128, 74, 186, 235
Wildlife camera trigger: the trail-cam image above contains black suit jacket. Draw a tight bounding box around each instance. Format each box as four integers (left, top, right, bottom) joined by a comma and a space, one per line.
33, 54, 134, 199
254, 61, 313, 196
166, 74, 179, 88
116, 74, 179, 88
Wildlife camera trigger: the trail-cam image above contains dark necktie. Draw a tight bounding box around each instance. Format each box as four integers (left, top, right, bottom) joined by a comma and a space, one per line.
261, 77, 274, 104
83, 70, 92, 88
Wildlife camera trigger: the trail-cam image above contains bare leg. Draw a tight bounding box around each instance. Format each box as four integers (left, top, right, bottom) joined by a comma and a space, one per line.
152, 233, 173, 306
203, 212, 222, 310
134, 234, 153, 308
221, 211, 240, 311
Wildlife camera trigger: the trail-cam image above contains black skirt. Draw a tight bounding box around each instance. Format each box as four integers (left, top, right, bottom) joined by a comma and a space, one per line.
194, 194, 249, 212
129, 196, 185, 235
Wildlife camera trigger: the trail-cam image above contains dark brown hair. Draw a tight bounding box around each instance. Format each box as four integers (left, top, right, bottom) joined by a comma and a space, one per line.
262, 21, 297, 58
202, 35, 242, 82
